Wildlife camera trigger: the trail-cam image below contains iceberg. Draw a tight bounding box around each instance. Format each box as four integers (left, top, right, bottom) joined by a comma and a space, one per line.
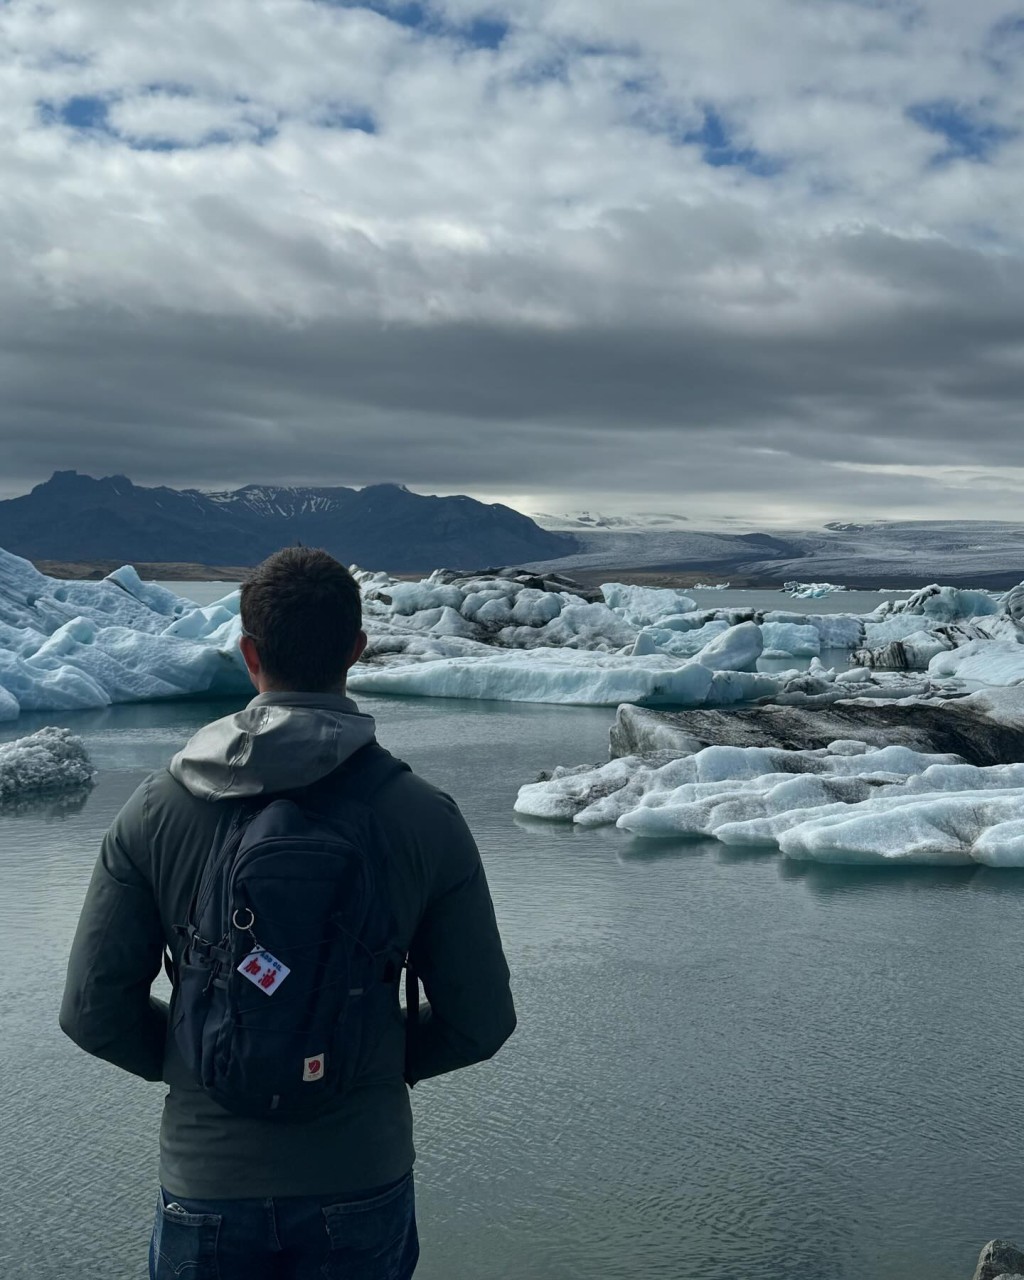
783, 581, 846, 599
928, 640, 1024, 686
516, 736, 1024, 866
599, 583, 698, 626
0, 547, 250, 719
0, 727, 94, 805
2, 546, 1023, 719
517, 689, 1024, 865
349, 646, 789, 708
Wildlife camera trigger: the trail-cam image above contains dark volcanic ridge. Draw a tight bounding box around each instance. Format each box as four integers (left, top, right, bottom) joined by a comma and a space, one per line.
0, 472, 573, 574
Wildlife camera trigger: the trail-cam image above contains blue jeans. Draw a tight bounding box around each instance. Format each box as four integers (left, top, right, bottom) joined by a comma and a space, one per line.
149, 1172, 418, 1280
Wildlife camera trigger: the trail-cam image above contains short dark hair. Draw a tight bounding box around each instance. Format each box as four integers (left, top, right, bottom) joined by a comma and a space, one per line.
240, 547, 362, 692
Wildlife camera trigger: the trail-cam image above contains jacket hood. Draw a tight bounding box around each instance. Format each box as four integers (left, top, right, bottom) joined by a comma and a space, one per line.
169, 692, 377, 801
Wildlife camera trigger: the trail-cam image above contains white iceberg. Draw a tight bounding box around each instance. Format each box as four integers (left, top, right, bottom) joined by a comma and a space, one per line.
349, 646, 789, 708
516, 715, 1024, 865
3, 548, 1022, 719
0, 548, 250, 719
599, 583, 698, 627
783, 581, 846, 599
928, 640, 1024, 686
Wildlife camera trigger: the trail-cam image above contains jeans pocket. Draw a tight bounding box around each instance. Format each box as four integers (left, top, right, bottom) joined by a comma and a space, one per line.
151, 1195, 222, 1280
321, 1173, 419, 1280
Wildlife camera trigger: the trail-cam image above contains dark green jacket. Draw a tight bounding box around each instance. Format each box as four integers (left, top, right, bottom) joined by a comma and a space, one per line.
59, 692, 516, 1198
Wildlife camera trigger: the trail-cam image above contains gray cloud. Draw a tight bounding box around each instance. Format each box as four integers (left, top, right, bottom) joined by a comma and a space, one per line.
1, 0, 1023, 523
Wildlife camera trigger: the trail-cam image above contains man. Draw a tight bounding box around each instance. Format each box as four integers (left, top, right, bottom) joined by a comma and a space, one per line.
60, 547, 517, 1280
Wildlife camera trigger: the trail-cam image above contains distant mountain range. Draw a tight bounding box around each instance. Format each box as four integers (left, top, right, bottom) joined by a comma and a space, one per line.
0, 472, 573, 573
5, 474, 1021, 587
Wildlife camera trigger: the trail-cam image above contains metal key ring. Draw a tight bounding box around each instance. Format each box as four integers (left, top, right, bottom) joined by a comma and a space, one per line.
232, 907, 255, 931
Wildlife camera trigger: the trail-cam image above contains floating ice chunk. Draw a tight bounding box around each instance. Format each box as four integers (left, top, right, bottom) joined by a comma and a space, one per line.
929, 641, 1024, 686
779, 791, 1024, 865
650, 613, 714, 633
760, 610, 864, 651
516, 728, 1024, 865
459, 589, 509, 621
105, 566, 191, 616
385, 582, 466, 615
637, 621, 730, 659
783, 581, 846, 598
895, 584, 999, 622
511, 589, 563, 626
350, 648, 718, 707
428, 607, 481, 638
475, 596, 514, 626
760, 622, 820, 658
0, 684, 19, 722
973, 821, 1024, 866
0, 727, 94, 804
835, 668, 872, 684
695, 621, 763, 672
600, 584, 697, 626
619, 772, 882, 838
0, 548, 252, 719
0, 648, 111, 711
162, 600, 239, 639
530, 603, 636, 650
515, 757, 645, 821
630, 631, 661, 657
869, 630, 954, 672
806, 614, 864, 650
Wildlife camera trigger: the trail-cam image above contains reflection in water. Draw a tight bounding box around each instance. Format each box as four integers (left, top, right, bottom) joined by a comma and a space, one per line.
0, 784, 93, 819
2, 694, 1024, 1280
779, 857, 1024, 899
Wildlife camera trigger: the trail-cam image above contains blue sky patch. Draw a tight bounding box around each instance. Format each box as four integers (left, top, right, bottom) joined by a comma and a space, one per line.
46, 94, 111, 130
681, 105, 783, 177
333, 2, 509, 48
316, 105, 378, 133
907, 99, 1015, 162
125, 124, 280, 153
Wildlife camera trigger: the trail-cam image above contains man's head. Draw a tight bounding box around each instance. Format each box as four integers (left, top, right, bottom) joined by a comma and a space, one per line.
238, 547, 366, 694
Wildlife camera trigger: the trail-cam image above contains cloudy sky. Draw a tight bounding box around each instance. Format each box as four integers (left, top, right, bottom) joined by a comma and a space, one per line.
2, 0, 1023, 525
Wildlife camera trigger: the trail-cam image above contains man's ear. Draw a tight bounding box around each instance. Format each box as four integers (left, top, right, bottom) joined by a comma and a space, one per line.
345, 630, 368, 671
240, 633, 262, 684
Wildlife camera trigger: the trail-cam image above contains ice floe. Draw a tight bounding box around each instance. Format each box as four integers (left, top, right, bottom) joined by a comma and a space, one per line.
517, 688, 1024, 865
516, 737, 1024, 866
0, 727, 94, 805
783, 581, 846, 599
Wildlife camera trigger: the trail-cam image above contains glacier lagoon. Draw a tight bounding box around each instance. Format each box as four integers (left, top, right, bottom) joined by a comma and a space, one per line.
3, 684, 1024, 1280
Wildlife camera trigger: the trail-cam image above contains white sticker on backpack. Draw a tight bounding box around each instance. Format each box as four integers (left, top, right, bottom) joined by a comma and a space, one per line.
303, 1054, 325, 1082
237, 948, 291, 996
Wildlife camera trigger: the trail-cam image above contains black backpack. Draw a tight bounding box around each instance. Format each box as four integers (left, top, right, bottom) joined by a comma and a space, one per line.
169, 743, 413, 1119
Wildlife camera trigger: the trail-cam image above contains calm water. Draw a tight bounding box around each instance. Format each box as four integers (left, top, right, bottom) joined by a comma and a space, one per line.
2, 590, 1023, 1279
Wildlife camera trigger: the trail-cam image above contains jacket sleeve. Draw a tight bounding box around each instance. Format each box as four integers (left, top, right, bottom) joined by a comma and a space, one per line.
405, 800, 516, 1085
59, 778, 169, 1081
